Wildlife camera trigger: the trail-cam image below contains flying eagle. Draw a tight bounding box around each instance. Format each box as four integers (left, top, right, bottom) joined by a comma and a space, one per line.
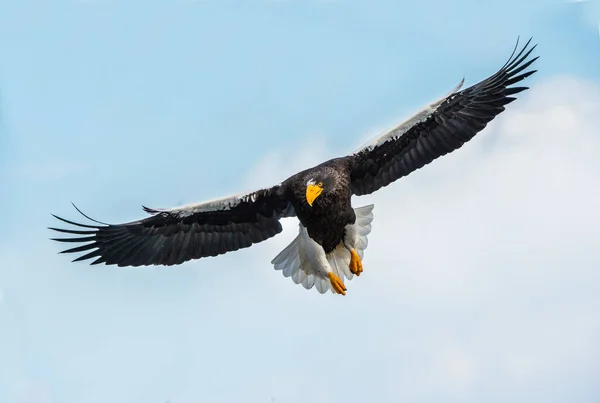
50, 38, 538, 296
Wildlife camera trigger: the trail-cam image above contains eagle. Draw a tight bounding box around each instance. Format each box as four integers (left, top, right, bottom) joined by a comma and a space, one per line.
50, 38, 538, 296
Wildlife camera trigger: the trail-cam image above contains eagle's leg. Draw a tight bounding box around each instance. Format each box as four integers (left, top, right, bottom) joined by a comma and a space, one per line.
328, 272, 347, 295
349, 249, 363, 276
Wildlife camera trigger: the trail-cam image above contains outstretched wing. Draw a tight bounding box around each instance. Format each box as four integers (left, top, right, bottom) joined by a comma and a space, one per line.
348, 37, 539, 196
50, 185, 295, 267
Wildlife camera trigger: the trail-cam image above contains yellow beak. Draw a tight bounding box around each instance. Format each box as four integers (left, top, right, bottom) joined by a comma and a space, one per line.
306, 183, 323, 207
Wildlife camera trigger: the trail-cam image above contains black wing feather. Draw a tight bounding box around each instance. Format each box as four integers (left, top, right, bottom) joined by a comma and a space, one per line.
348, 37, 539, 196
50, 186, 295, 267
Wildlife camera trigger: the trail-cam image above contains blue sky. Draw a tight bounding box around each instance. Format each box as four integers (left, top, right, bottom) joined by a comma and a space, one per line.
1, 1, 600, 403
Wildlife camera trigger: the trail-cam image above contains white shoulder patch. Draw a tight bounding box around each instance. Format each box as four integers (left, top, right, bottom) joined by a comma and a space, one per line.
354, 78, 464, 153
142, 185, 281, 218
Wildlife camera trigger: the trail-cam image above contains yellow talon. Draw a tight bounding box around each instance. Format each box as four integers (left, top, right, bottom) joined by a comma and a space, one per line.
328, 272, 347, 295
349, 249, 363, 276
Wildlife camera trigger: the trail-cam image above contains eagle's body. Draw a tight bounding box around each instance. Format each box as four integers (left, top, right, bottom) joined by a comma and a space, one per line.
287, 158, 355, 253
50, 38, 539, 295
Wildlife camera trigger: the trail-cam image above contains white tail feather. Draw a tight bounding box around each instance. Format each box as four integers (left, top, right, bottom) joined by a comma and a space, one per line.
271, 204, 375, 294
351, 204, 374, 260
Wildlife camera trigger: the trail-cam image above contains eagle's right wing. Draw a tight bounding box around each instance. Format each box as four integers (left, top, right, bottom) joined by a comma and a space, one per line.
50, 185, 295, 267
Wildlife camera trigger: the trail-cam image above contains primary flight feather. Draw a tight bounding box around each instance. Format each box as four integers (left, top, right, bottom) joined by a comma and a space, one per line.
50, 38, 539, 296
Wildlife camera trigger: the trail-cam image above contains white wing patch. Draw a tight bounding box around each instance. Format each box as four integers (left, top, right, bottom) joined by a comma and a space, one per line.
354, 78, 464, 154
271, 204, 375, 294
142, 186, 282, 218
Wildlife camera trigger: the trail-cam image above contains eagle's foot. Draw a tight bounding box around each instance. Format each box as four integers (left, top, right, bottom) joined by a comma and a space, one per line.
328, 272, 347, 295
349, 249, 363, 276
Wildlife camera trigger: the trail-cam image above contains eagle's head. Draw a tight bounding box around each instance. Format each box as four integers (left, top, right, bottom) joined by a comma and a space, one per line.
305, 175, 334, 207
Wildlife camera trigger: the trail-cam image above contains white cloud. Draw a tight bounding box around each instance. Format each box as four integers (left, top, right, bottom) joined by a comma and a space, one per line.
240, 74, 600, 400
2, 75, 599, 403
433, 345, 477, 396
242, 132, 333, 191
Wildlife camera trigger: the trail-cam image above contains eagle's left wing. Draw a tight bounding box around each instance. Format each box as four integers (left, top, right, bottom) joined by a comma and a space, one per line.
348, 37, 538, 196
50, 185, 295, 267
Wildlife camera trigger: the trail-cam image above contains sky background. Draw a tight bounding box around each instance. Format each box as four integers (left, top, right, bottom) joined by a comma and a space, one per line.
1, 1, 600, 402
